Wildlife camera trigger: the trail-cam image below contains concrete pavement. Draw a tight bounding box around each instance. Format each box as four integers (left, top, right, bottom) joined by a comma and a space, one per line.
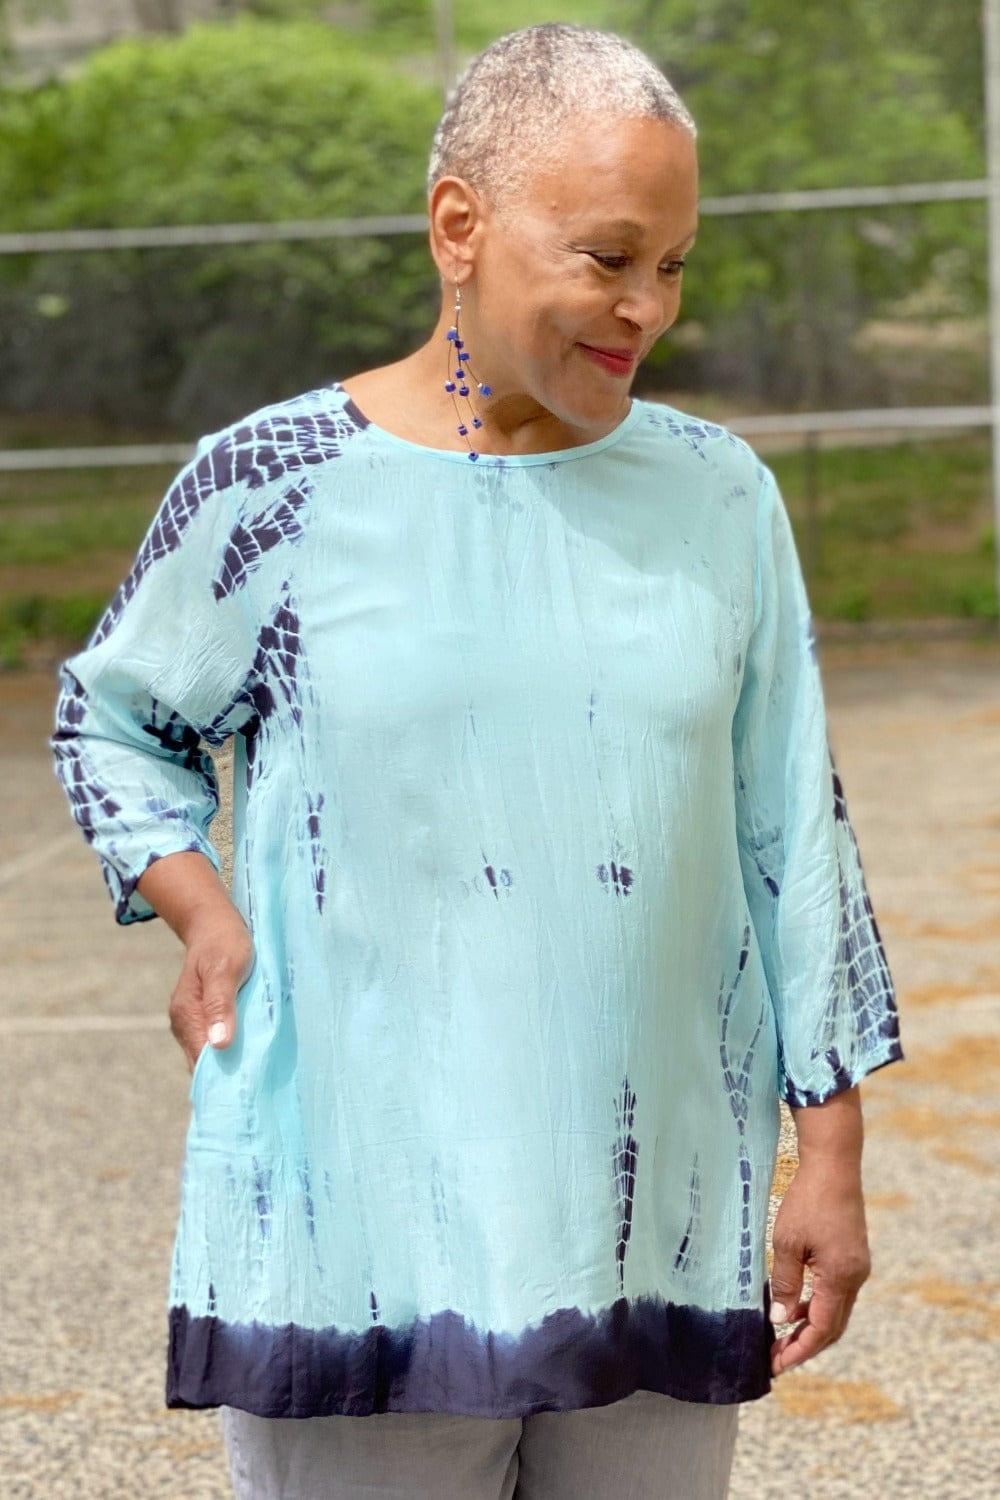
2, 635, 998, 1498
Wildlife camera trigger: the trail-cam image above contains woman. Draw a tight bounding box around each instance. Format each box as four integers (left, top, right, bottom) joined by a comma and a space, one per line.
49, 21, 904, 1500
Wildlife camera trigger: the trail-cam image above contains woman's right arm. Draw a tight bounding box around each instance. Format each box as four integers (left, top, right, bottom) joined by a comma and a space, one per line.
49, 433, 261, 1073
136, 851, 254, 1071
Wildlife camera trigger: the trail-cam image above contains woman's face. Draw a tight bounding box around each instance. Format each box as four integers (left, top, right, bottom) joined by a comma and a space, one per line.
430, 113, 699, 440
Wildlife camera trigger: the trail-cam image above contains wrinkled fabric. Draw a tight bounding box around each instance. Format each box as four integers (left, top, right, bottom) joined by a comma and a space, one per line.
48, 381, 903, 1418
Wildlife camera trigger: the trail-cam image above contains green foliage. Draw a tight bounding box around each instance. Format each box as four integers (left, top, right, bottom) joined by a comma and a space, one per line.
5, 589, 45, 631
0, 2, 993, 657
763, 433, 997, 620
949, 580, 999, 619
0, 2, 989, 443
828, 584, 873, 622
0, 588, 106, 665
823, 493, 910, 544
613, 0, 983, 402
0, 497, 153, 561
0, 17, 443, 425
2, 18, 443, 228
0, 628, 27, 669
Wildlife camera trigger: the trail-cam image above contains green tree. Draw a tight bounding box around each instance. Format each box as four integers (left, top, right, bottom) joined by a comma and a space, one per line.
0, 16, 443, 425
0, 2, 987, 421
618, 0, 982, 403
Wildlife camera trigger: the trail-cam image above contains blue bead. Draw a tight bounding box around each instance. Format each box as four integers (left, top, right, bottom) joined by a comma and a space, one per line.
455, 368, 463, 379
455, 338, 463, 348
444, 381, 456, 392
479, 384, 492, 396
458, 385, 469, 396
446, 328, 457, 341
459, 351, 470, 361
469, 451, 479, 461
472, 417, 482, 428
457, 424, 467, 436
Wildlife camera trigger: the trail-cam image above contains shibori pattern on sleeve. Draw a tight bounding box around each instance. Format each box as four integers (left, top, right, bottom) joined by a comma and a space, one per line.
731, 465, 904, 1108
49, 381, 903, 1420
49, 395, 358, 924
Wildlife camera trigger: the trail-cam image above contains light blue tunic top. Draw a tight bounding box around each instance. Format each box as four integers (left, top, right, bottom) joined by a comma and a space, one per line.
49, 380, 904, 1417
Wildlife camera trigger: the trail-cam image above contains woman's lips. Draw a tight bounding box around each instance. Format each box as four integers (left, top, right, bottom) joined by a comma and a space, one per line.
577, 344, 636, 375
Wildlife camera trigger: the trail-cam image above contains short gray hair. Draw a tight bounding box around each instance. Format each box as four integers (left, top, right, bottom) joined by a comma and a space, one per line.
426, 23, 697, 222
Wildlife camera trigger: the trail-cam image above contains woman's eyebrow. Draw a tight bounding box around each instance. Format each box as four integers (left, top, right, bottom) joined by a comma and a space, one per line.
583, 218, 699, 249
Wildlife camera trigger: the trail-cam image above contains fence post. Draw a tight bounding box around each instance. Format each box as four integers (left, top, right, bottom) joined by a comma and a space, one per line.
802, 428, 821, 582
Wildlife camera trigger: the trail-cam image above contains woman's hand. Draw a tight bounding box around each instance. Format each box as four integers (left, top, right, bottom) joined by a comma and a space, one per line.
767, 1156, 872, 1377
168, 902, 255, 1074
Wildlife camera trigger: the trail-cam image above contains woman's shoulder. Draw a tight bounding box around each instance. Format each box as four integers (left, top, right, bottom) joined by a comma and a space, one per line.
632, 394, 768, 496
192, 379, 359, 482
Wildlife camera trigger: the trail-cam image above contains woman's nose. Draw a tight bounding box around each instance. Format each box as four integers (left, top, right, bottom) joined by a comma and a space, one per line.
615, 290, 673, 335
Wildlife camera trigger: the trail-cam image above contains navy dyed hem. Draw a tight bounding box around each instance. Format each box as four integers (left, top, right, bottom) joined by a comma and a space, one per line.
166, 1292, 773, 1417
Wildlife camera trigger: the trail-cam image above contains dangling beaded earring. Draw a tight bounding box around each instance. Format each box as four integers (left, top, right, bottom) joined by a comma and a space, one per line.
444, 280, 492, 461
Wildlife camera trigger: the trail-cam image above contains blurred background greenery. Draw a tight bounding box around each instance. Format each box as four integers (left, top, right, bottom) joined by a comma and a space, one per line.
0, 0, 996, 667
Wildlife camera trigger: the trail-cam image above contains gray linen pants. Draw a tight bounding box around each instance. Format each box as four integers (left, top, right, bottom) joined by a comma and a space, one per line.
219, 1389, 740, 1499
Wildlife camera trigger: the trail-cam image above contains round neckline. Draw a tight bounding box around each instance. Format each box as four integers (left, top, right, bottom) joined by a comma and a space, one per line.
331, 380, 643, 466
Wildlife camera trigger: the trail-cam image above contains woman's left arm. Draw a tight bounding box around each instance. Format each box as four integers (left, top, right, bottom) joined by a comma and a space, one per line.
731, 464, 906, 1377
769, 1086, 870, 1376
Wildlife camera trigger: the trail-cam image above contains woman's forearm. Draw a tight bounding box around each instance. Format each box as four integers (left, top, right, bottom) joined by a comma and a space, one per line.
135, 850, 236, 944
789, 1083, 864, 1174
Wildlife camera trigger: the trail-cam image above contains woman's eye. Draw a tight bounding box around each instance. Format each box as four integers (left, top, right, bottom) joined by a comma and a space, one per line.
589, 254, 687, 277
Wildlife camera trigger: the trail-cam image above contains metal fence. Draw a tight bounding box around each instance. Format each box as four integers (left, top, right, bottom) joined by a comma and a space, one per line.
3, 5, 1000, 617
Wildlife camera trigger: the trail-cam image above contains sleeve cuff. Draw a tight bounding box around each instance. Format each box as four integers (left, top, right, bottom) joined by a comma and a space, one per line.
781, 1037, 906, 1107
108, 835, 224, 926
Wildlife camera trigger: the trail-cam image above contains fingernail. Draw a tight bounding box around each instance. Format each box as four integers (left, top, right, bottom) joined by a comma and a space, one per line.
208, 1021, 228, 1046
769, 1302, 788, 1324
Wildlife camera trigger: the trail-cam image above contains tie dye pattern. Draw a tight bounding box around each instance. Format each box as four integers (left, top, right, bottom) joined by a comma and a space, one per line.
48, 382, 903, 1418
